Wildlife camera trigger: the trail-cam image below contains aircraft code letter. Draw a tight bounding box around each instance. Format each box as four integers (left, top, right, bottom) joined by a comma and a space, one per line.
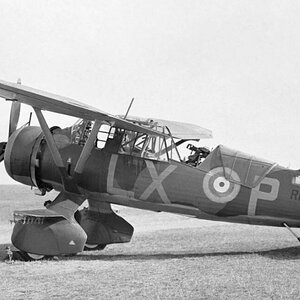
248, 177, 280, 216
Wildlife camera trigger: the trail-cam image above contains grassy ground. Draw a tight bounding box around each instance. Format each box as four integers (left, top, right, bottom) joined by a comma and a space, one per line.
0, 185, 300, 299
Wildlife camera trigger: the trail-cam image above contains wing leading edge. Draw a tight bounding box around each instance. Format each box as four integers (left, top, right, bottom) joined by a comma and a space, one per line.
0, 80, 164, 136
0, 80, 212, 139
120, 115, 213, 140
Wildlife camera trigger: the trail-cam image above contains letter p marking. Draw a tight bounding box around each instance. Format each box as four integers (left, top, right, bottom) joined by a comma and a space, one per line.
248, 177, 280, 216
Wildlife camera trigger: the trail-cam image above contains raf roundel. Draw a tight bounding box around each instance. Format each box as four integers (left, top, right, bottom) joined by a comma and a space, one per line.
203, 167, 241, 203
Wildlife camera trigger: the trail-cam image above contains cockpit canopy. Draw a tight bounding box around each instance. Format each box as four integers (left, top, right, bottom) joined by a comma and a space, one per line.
70, 119, 183, 162
70, 117, 213, 164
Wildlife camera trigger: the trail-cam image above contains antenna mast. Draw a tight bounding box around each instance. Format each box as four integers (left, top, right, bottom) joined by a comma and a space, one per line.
124, 98, 134, 119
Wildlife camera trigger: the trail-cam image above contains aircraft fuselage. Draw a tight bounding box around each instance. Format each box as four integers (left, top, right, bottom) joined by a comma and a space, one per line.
5, 126, 300, 228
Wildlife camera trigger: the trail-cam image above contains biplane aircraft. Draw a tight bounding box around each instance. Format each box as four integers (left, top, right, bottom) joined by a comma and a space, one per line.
0, 79, 299, 259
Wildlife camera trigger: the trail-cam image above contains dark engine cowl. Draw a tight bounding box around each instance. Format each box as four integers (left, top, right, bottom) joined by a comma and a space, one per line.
4, 126, 42, 186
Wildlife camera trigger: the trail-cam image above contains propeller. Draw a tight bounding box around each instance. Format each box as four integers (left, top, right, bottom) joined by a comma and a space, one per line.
0, 79, 22, 163
0, 142, 5, 162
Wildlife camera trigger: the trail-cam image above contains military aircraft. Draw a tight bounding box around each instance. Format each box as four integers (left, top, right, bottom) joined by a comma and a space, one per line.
0, 79, 299, 260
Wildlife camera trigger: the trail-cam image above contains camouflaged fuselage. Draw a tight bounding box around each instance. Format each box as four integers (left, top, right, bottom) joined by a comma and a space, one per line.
6, 127, 300, 227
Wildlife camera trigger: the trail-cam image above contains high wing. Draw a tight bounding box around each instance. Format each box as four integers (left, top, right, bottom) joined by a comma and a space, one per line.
153, 118, 212, 139
119, 115, 213, 140
0, 79, 165, 137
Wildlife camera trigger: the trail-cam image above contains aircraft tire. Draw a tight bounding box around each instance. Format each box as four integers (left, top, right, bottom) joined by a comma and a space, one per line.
16, 251, 45, 261
84, 244, 107, 251
26, 253, 45, 260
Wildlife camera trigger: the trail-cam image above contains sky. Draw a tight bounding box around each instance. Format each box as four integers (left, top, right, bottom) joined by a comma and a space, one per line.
0, 0, 299, 184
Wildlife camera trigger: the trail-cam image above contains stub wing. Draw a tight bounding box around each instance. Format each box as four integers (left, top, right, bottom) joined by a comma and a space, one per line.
13, 209, 64, 218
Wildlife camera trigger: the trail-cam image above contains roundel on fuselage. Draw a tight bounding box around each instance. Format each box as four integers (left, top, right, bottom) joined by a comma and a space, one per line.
203, 167, 241, 203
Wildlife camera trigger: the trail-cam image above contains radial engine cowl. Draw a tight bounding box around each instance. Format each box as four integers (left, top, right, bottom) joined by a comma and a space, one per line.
4, 126, 42, 186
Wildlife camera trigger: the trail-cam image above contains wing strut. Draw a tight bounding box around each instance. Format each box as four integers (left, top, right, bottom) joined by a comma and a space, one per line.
73, 119, 102, 176
34, 108, 78, 193
283, 223, 300, 242
34, 108, 102, 193
34, 108, 65, 168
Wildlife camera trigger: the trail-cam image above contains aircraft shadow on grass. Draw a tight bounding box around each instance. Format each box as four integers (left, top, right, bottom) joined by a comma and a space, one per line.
1, 244, 300, 262
73, 246, 300, 262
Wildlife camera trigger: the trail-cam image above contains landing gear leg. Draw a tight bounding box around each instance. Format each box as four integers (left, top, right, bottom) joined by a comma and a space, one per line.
283, 223, 300, 242
77, 199, 134, 250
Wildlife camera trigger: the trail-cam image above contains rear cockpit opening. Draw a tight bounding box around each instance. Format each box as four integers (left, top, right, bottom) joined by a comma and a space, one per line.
184, 143, 211, 167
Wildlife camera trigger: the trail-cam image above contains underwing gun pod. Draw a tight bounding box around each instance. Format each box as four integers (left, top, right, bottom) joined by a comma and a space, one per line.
0, 79, 299, 259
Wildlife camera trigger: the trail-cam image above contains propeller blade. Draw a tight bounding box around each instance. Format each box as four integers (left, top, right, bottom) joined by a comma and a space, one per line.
8, 101, 21, 137
0, 142, 6, 163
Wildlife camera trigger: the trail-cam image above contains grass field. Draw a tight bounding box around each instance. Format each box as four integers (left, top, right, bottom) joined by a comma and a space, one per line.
0, 185, 300, 299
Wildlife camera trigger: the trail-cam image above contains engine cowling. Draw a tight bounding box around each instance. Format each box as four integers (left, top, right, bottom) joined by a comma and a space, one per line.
4, 126, 42, 186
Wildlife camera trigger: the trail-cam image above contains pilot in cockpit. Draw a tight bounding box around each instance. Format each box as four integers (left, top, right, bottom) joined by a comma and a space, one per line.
185, 144, 210, 166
